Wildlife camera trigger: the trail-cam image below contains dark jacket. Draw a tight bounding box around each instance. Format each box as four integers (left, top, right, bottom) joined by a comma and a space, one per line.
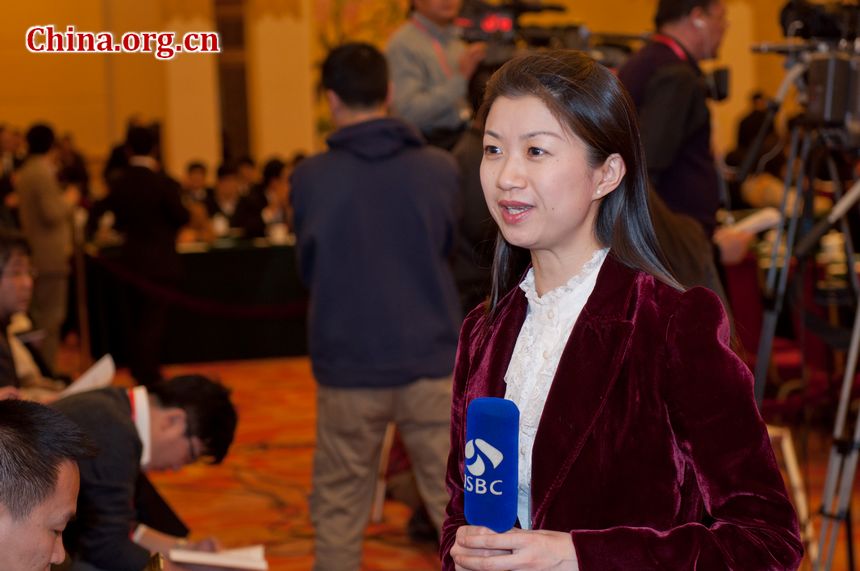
0, 321, 17, 388
451, 126, 495, 315
619, 38, 721, 237
203, 193, 241, 229
54, 388, 151, 571
291, 117, 461, 388
94, 164, 189, 282
232, 188, 280, 239
649, 189, 729, 311
441, 254, 802, 570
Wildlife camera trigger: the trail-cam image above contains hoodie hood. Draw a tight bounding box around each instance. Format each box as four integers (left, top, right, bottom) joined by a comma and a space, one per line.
326, 117, 425, 161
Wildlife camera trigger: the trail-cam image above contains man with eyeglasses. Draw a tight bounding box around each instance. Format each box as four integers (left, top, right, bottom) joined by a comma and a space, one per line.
53, 374, 238, 571
0, 229, 35, 398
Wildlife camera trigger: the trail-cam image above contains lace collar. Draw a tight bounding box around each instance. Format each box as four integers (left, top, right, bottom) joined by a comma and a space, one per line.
519, 248, 609, 308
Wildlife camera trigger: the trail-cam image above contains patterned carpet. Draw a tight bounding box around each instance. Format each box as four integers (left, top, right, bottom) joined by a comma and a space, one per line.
59, 349, 860, 571
145, 358, 440, 571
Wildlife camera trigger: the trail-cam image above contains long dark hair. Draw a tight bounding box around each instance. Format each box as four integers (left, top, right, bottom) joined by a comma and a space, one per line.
479, 50, 679, 316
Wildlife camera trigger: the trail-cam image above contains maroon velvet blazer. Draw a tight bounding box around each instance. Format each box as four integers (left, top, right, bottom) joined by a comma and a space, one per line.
441, 254, 802, 570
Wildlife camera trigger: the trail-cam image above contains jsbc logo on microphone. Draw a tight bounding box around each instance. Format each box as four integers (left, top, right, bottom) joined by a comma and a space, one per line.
464, 397, 518, 532
464, 438, 505, 495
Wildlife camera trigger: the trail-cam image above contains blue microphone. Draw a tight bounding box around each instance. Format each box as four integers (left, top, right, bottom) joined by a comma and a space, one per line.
464, 397, 519, 533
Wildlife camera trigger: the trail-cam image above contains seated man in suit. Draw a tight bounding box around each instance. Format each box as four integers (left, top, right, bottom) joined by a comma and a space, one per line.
53, 374, 238, 571
0, 229, 33, 394
234, 158, 291, 239
0, 399, 94, 571
204, 163, 242, 237
0, 229, 75, 403
182, 161, 212, 205
0, 229, 72, 402
235, 156, 259, 196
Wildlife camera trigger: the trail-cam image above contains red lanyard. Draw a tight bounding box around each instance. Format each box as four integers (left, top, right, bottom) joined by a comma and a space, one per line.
127, 388, 137, 421
411, 16, 453, 78
651, 34, 689, 62
126, 388, 138, 539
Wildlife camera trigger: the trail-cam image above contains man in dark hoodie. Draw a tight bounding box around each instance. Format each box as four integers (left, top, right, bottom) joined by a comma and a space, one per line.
290, 42, 460, 571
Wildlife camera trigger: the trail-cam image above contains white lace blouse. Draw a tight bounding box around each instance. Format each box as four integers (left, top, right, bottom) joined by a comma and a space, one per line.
504, 248, 609, 529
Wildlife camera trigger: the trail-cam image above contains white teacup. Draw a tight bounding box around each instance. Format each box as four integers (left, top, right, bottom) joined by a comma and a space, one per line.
267, 222, 289, 244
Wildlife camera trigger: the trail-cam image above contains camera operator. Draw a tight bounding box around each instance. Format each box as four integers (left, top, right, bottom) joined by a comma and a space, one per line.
387, 0, 487, 150
618, 0, 727, 239
619, 0, 755, 275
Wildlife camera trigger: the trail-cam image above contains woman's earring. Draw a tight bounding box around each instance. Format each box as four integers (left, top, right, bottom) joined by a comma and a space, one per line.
596, 189, 602, 196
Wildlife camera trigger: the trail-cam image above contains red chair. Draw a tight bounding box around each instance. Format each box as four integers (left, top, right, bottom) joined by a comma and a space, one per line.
723, 255, 834, 421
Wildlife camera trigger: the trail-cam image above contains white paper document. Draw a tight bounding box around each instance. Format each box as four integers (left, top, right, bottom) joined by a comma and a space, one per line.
730, 207, 782, 234
59, 354, 115, 398
168, 545, 268, 570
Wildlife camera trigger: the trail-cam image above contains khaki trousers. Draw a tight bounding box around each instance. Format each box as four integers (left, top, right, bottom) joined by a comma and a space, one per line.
29, 273, 68, 371
311, 376, 452, 571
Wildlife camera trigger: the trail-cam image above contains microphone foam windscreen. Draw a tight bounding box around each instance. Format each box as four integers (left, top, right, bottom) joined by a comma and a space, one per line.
464, 397, 519, 532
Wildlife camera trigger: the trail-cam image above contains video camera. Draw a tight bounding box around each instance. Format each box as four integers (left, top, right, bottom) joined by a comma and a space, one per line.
754, 1, 860, 149
457, 0, 589, 66
780, 0, 860, 40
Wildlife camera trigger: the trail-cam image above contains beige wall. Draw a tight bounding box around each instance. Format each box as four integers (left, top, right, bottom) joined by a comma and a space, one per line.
102, 1, 167, 146
2, 1, 213, 175
0, 0, 804, 170
707, 1, 756, 156
2, 1, 111, 158
246, 0, 315, 162
162, 15, 222, 175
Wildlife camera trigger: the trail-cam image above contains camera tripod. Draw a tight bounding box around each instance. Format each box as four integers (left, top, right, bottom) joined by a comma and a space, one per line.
750, 116, 860, 571
736, 45, 860, 566
808, 178, 860, 571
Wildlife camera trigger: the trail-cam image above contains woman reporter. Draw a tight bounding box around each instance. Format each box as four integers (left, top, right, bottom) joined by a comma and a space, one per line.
441, 50, 802, 571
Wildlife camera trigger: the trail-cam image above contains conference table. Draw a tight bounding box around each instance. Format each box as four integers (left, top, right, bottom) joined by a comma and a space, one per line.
85, 239, 308, 365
